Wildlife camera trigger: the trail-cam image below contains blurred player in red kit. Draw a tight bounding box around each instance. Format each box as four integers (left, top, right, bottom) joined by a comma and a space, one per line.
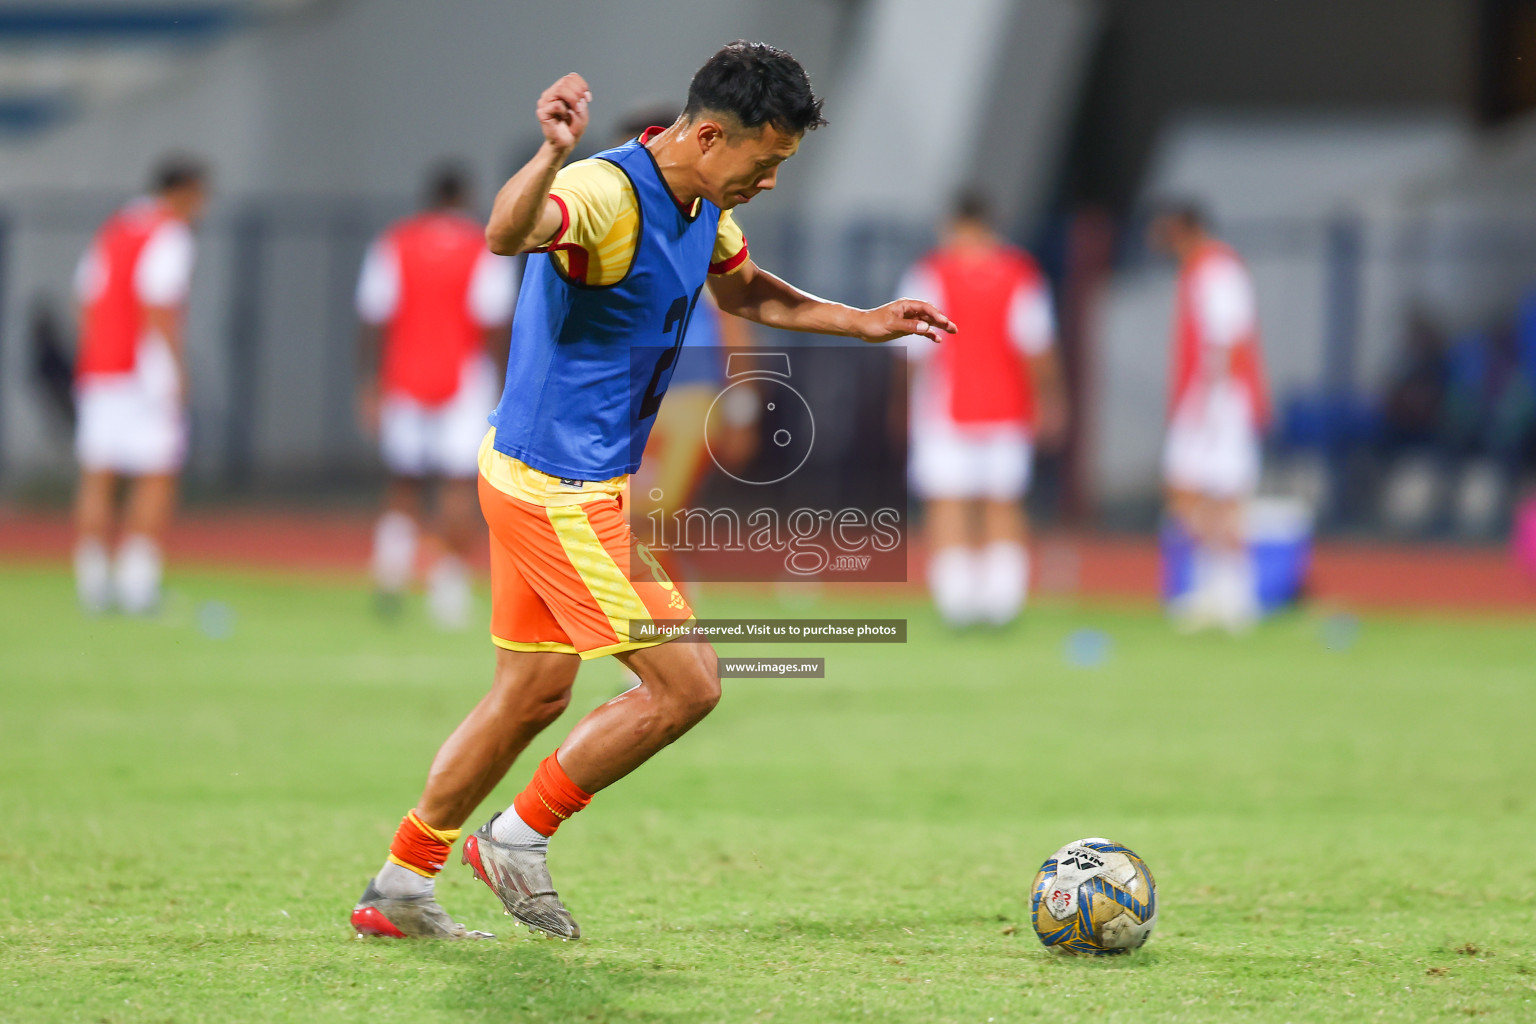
72, 156, 208, 615
1150, 203, 1270, 632
356, 164, 517, 628
896, 191, 1066, 627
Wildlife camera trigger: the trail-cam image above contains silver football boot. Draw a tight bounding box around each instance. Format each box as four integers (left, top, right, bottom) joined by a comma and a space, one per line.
350, 880, 495, 939
461, 814, 580, 939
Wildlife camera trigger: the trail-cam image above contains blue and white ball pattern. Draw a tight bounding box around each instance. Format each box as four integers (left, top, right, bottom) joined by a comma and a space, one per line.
1030, 838, 1157, 954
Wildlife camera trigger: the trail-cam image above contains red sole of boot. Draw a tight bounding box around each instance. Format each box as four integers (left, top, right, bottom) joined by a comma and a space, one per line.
350, 905, 407, 938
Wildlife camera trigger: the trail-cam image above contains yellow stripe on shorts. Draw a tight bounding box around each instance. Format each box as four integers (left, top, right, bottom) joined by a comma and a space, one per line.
544, 503, 652, 649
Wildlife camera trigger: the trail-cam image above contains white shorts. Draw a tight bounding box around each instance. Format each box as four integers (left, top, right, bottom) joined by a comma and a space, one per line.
380, 355, 499, 479
910, 419, 1033, 501
1162, 385, 1260, 498
75, 339, 186, 476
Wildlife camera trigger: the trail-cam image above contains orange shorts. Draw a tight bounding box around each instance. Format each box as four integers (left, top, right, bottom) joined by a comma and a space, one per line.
478, 432, 693, 659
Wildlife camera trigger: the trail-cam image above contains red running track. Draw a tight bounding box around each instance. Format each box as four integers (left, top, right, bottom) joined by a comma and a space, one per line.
2, 507, 1534, 612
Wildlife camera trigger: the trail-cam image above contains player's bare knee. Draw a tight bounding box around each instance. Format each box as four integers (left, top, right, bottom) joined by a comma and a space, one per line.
529, 687, 573, 727
690, 680, 721, 721
682, 644, 721, 719
497, 676, 572, 721
700, 644, 721, 704
491, 652, 577, 717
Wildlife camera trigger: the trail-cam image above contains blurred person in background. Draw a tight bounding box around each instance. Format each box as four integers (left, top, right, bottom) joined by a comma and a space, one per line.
356, 163, 517, 629
71, 155, 208, 615
30, 294, 77, 431
614, 105, 759, 560
895, 189, 1065, 628
1150, 202, 1270, 632
1380, 308, 1448, 453
1490, 294, 1536, 476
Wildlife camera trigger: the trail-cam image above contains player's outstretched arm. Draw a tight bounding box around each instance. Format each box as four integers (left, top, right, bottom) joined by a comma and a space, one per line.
486, 73, 591, 256
708, 259, 956, 343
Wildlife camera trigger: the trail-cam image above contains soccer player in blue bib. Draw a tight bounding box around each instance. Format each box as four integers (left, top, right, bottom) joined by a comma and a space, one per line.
351, 41, 955, 941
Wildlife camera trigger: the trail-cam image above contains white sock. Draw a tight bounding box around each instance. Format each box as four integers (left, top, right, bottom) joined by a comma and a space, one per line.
1188, 544, 1221, 611
374, 859, 434, 900
928, 546, 980, 626
371, 511, 418, 593
426, 554, 471, 630
114, 535, 162, 615
490, 808, 549, 850
74, 538, 112, 613
1213, 548, 1258, 626
978, 541, 1028, 625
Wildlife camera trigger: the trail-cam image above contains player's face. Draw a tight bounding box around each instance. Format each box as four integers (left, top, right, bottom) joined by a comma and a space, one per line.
167, 182, 209, 224
1148, 215, 1194, 260
699, 123, 801, 210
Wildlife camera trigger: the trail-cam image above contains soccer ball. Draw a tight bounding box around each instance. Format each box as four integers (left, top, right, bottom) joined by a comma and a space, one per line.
1030, 838, 1157, 954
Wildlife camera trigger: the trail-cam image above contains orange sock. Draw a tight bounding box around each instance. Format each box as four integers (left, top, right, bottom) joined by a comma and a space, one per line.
512, 751, 593, 837
387, 809, 461, 877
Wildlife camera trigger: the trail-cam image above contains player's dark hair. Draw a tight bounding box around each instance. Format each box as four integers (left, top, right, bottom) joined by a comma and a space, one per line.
151, 153, 207, 194
616, 104, 680, 144
952, 187, 993, 225
425, 161, 471, 208
685, 41, 827, 135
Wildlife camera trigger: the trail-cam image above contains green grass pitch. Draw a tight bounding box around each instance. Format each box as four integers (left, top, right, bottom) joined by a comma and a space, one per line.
1, 564, 1534, 1022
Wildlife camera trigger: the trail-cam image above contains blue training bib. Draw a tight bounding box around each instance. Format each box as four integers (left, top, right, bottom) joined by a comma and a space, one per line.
488, 140, 722, 481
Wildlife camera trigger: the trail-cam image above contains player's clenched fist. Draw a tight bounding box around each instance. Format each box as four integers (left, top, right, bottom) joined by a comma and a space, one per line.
538, 73, 591, 152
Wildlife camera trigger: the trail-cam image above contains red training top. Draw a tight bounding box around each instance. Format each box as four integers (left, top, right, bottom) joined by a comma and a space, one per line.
76, 201, 179, 378
920, 244, 1048, 427
380, 210, 487, 405
1170, 240, 1270, 427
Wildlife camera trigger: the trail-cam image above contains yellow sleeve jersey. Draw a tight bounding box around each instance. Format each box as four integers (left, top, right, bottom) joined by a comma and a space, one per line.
537, 158, 749, 287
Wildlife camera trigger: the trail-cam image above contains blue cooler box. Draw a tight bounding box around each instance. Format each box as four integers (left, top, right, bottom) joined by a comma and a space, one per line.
1160, 497, 1313, 614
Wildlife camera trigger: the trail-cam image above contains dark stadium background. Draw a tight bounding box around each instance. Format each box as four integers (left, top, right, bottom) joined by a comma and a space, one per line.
4, 1, 1536, 606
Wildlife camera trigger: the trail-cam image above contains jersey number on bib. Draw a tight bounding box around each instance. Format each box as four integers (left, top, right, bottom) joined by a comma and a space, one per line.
638, 285, 703, 420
